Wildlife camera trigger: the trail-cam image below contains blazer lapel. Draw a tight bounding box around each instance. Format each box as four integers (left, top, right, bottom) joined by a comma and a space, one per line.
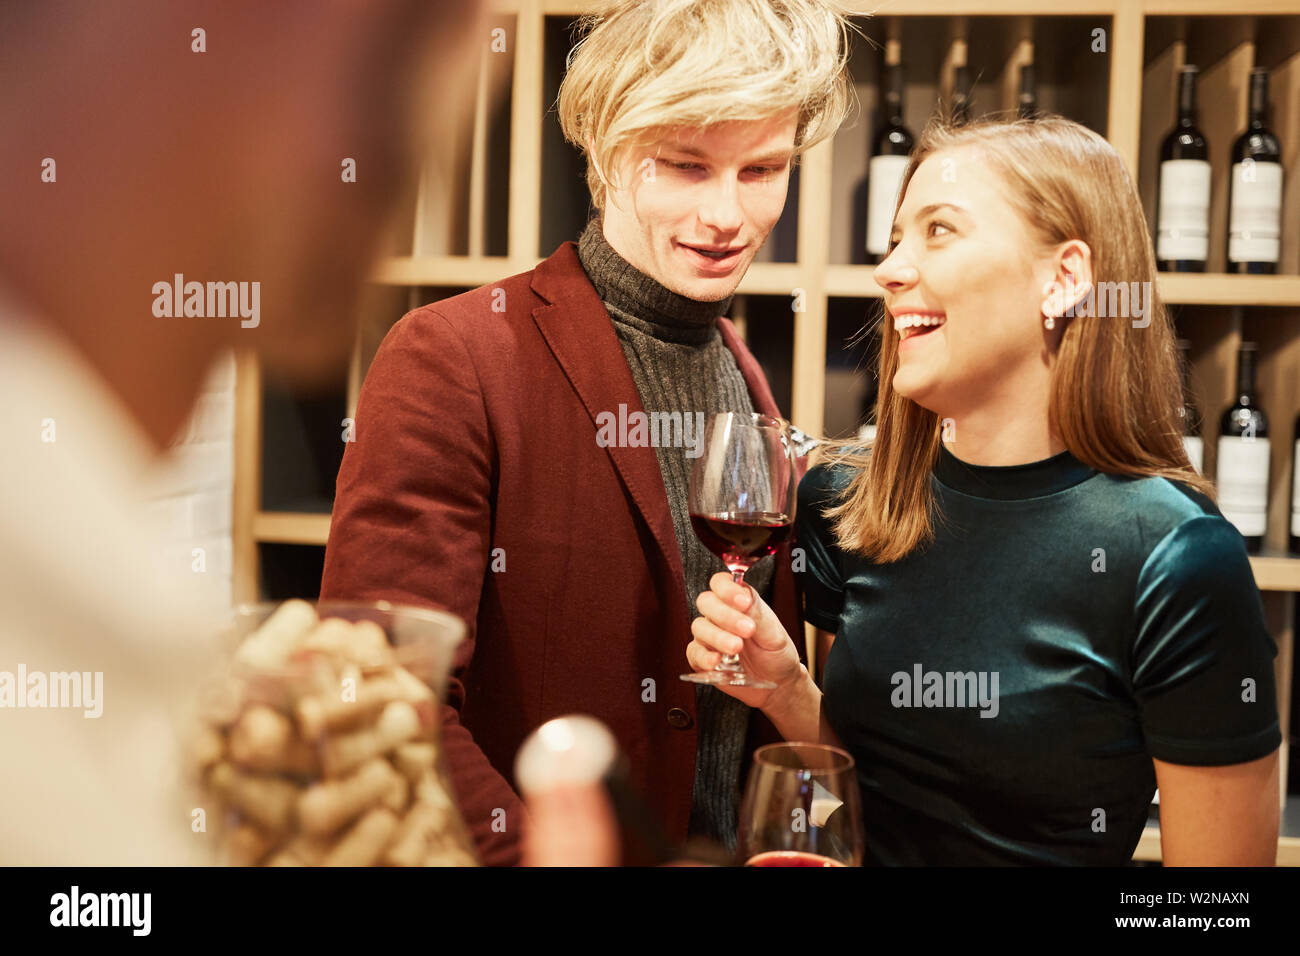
530, 243, 688, 597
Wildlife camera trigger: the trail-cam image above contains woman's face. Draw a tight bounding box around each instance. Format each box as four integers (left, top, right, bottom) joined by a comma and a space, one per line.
873, 147, 1056, 421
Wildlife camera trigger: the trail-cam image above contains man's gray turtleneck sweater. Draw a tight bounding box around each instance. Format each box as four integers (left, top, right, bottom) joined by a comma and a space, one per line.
575, 217, 776, 852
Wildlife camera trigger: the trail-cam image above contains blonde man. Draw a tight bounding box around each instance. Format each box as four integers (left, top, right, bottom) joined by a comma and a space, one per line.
323, 0, 852, 864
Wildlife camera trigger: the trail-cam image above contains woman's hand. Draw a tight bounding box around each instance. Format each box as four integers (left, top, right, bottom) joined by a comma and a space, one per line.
687, 571, 804, 709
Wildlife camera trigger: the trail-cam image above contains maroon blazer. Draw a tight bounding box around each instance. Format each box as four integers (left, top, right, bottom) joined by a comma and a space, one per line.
320, 240, 806, 866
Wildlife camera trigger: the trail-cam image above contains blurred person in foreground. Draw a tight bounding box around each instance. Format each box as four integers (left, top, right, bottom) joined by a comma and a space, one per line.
320, 0, 853, 866
0, 0, 483, 864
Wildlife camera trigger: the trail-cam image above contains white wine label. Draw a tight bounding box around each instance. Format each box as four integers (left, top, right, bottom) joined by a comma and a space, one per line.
1183, 435, 1203, 474
1228, 162, 1283, 263
1292, 439, 1300, 537
866, 154, 910, 256
1216, 436, 1270, 537
1157, 159, 1211, 261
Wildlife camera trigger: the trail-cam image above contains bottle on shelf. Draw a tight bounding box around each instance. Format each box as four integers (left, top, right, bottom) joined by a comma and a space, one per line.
1175, 338, 1203, 474
1227, 68, 1283, 275
1216, 341, 1270, 554
1290, 412, 1300, 556
1156, 66, 1211, 273
1017, 63, 1037, 119
951, 64, 972, 126
865, 60, 915, 265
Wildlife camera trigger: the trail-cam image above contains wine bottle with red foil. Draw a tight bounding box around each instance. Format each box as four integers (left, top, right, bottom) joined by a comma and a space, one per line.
1216, 342, 1269, 553
865, 62, 914, 264
1017, 63, 1038, 119
1175, 338, 1203, 474
1227, 68, 1283, 275
1156, 66, 1211, 272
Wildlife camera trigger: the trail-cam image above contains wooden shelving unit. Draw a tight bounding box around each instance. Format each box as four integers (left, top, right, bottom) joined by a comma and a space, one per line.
232, 0, 1300, 865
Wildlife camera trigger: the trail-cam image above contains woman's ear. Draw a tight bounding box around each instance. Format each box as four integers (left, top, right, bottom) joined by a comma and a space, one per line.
1040, 239, 1094, 319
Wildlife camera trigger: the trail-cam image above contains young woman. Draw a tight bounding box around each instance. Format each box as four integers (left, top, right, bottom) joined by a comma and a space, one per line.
687, 115, 1282, 865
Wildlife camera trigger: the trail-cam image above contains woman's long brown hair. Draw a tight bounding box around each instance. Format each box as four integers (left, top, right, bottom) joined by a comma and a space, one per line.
824, 114, 1215, 562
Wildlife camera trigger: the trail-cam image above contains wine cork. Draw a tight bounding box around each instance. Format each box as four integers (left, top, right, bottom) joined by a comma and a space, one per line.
383, 800, 441, 867
209, 763, 298, 833
391, 666, 434, 703
297, 758, 394, 836
322, 808, 399, 866
229, 705, 320, 775
234, 599, 319, 670
189, 725, 226, 779
415, 771, 476, 861
224, 823, 274, 866
299, 618, 358, 659
295, 675, 408, 741
423, 846, 477, 867
282, 833, 331, 866
229, 705, 292, 766
391, 667, 437, 726
392, 742, 436, 783
321, 701, 420, 777
351, 620, 394, 665
415, 770, 456, 811
381, 772, 410, 813
198, 677, 244, 727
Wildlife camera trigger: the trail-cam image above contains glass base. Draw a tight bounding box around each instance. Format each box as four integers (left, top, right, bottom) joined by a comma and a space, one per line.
680, 669, 777, 689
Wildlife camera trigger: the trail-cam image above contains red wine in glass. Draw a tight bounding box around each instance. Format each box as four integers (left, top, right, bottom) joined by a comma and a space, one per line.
746, 850, 846, 867
681, 413, 796, 690
688, 512, 793, 566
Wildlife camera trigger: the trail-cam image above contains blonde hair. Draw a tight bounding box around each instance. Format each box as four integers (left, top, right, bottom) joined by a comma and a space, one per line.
557, 0, 855, 211
824, 114, 1215, 563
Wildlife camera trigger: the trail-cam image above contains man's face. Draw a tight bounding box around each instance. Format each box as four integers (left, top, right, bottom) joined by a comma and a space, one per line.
600, 110, 798, 302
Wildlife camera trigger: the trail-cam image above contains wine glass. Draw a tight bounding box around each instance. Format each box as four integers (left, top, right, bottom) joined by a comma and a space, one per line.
680, 412, 796, 689
739, 743, 863, 867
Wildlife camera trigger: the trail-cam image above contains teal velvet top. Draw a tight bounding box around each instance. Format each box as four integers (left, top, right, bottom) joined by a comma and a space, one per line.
797, 444, 1282, 866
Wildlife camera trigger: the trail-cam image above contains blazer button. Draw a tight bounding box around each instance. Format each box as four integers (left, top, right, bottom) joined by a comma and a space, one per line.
667, 707, 694, 730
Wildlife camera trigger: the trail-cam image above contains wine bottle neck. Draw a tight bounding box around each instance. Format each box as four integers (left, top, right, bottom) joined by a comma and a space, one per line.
885, 96, 904, 126
1248, 75, 1269, 125
1236, 351, 1257, 401
1177, 71, 1198, 123
883, 64, 905, 124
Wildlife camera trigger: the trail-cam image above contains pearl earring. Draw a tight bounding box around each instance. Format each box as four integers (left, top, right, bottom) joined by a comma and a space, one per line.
1044, 315, 1056, 330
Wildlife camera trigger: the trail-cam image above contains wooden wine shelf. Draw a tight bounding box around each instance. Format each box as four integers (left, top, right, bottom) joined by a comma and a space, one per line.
1159, 274, 1300, 306
249, 502, 1300, 592
823, 265, 1300, 304
376, 258, 1300, 308
373, 255, 532, 288
253, 511, 332, 546
1253, 555, 1300, 591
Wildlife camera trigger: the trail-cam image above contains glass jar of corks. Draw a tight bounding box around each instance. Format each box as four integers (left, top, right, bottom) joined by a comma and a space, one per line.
188, 600, 477, 866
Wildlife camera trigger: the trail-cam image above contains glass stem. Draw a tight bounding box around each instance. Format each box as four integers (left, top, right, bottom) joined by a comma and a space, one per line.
719, 566, 748, 671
